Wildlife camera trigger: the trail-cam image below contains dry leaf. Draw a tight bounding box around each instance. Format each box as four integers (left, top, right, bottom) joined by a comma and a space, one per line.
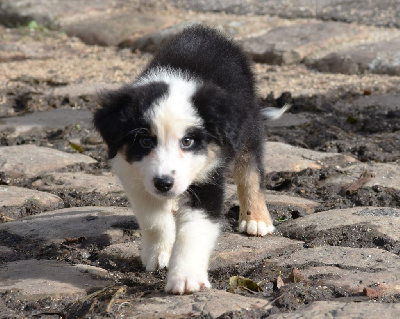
229, 276, 263, 292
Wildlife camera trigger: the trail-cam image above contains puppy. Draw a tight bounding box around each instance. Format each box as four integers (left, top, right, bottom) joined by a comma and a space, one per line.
94, 25, 281, 294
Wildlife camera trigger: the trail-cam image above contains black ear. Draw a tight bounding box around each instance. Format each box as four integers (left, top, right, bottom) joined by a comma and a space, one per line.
192, 82, 246, 151
94, 85, 136, 158
93, 82, 169, 158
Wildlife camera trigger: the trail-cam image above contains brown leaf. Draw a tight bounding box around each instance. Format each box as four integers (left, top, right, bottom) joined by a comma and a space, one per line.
276, 275, 285, 289
339, 170, 375, 196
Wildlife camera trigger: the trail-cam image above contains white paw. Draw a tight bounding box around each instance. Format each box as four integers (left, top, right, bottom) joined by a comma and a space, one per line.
239, 220, 275, 236
166, 270, 211, 294
143, 250, 171, 271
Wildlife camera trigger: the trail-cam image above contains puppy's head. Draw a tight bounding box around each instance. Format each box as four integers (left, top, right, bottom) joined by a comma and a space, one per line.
94, 75, 234, 200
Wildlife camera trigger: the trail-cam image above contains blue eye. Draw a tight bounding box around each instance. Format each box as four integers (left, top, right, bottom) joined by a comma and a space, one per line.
180, 137, 194, 149
140, 137, 153, 148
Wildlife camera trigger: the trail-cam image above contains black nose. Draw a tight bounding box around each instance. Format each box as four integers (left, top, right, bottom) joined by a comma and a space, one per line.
153, 176, 174, 193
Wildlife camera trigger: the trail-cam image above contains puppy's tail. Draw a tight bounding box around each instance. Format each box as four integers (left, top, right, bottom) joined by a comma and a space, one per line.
261, 104, 291, 120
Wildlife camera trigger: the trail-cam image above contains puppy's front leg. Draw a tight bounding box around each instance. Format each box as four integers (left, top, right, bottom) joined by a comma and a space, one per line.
166, 182, 222, 294
166, 207, 219, 294
112, 154, 176, 271
139, 204, 176, 271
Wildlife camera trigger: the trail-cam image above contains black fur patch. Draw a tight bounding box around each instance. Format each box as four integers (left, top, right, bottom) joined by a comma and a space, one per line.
192, 82, 245, 156
94, 82, 168, 159
187, 167, 225, 220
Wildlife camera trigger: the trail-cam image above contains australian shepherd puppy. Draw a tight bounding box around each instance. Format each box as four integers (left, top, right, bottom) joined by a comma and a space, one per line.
94, 25, 285, 294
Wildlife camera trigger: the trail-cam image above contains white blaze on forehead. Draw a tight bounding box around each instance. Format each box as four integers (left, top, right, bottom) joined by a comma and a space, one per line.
135, 68, 212, 198
143, 69, 203, 143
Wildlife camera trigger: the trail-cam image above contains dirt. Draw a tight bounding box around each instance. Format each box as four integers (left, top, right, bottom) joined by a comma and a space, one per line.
1, 24, 400, 318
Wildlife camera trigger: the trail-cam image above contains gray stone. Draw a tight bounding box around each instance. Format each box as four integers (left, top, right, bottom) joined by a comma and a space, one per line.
0, 109, 92, 137
63, 12, 181, 47
239, 22, 366, 64
51, 82, 119, 98
270, 301, 400, 319
0, 185, 63, 217
263, 142, 357, 174
129, 15, 293, 52
0, 144, 96, 178
275, 246, 400, 296
130, 22, 194, 52
322, 162, 400, 191
277, 206, 400, 243
307, 38, 400, 75
100, 232, 303, 270
121, 289, 270, 318
264, 113, 310, 128
335, 93, 400, 112
32, 171, 123, 194
0, 206, 135, 245
0, 259, 111, 298
211, 233, 303, 270
170, 0, 400, 28
0, 0, 117, 29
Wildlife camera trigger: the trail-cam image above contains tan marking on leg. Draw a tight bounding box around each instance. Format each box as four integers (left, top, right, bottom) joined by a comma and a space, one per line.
233, 151, 274, 236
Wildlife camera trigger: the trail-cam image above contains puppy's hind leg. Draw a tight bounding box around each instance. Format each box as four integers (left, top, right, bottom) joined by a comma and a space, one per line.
233, 151, 274, 236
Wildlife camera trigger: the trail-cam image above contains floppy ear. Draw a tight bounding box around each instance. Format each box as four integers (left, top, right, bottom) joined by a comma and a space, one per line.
192, 82, 245, 151
93, 86, 136, 158
94, 82, 169, 158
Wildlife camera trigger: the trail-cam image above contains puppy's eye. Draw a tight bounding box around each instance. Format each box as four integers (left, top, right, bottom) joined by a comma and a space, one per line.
180, 137, 194, 149
139, 137, 153, 148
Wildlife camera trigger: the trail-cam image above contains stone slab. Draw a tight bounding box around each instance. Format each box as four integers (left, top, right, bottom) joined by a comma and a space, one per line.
0, 206, 136, 245
0, 144, 96, 178
0, 0, 118, 28
0, 185, 62, 213
211, 233, 303, 270
277, 206, 400, 243
275, 246, 400, 296
264, 113, 310, 128
0, 259, 111, 298
129, 15, 295, 52
121, 289, 270, 318
240, 22, 366, 64
171, 0, 400, 28
308, 38, 400, 75
322, 162, 400, 191
334, 93, 400, 112
0, 109, 92, 137
263, 142, 357, 174
51, 82, 119, 98
32, 171, 124, 194
270, 301, 400, 319
63, 12, 181, 47
100, 232, 304, 271
0, 41, 53, 62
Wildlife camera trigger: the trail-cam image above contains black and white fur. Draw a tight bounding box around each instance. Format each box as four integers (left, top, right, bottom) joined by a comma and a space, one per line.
94, 26, 283, 294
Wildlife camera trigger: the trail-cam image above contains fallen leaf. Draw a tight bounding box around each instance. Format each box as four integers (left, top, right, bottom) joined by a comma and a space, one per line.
339, 170, 375, 196
229, 276, 263, 292
68, 140, 84, 153
276, 275, 285, 289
